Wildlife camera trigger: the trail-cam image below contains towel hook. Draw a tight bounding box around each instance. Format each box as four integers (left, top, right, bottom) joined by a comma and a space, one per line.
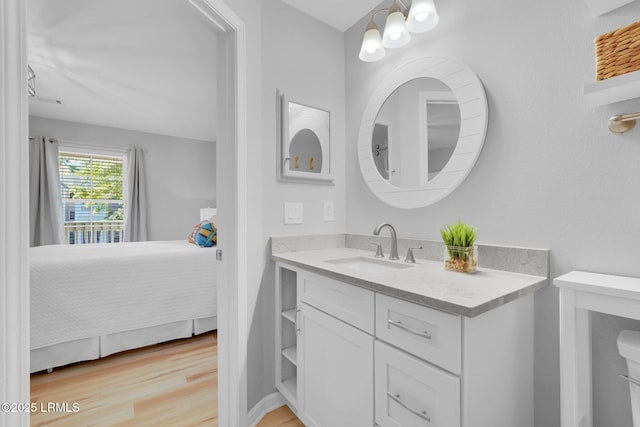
608, 112, 640, 133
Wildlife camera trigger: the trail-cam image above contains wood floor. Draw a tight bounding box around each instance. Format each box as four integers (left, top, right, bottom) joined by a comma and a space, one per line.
255, 405, 303, 427
31, 333, 218, 426
31, 332, 302, 426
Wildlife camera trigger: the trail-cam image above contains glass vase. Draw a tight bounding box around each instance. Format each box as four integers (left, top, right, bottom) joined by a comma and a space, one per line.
444, 245, 478, 273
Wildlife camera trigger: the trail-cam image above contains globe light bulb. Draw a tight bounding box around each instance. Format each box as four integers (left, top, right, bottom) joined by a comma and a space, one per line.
406, 0, 439, 33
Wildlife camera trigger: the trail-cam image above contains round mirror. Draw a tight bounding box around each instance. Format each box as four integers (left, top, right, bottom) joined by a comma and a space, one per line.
372, 77, 460, 185
358, 56, 488, 209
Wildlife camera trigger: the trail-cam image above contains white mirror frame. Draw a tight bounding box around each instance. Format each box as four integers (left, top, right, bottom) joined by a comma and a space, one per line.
357, 56, 488, 209
277, 89, 334, 184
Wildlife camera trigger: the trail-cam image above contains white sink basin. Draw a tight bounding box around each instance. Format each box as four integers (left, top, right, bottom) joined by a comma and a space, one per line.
325, 256, 413, 274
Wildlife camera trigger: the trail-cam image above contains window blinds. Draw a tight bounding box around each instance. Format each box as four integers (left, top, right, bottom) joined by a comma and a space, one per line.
59, 151, 125, 244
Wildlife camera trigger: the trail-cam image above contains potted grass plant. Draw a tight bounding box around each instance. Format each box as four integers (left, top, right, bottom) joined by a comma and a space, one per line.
440, 220, 478, 273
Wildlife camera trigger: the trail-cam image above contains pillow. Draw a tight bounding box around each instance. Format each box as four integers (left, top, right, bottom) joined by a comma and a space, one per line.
188, 221, 217, 247
188, 222, 203, 244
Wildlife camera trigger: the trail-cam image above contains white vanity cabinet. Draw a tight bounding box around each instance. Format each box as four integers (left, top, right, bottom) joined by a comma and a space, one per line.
276, 264, 375, 427
276, 261, 535, 427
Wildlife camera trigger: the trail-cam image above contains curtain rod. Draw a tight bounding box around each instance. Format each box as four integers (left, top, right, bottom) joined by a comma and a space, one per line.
58, 139, 131, 154
29, 137, 149, 153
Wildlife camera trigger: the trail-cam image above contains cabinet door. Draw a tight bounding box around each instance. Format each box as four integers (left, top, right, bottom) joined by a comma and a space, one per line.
299, 303, 374, 427
375, 341, 460, 427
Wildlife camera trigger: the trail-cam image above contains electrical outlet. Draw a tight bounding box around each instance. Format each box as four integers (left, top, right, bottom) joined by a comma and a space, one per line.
324, 201, 334, 221
284, 202, 303, 225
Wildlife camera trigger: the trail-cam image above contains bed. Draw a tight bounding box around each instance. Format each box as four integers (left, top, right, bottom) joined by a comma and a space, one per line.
29, 240, 217, 373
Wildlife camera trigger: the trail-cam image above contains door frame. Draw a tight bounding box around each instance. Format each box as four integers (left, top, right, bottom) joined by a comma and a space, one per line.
0, 0, 248, 425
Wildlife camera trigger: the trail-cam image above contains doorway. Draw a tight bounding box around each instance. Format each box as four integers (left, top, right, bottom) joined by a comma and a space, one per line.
0, 0, 247, 425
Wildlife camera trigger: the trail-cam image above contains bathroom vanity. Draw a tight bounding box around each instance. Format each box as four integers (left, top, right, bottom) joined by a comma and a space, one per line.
267, 50, 548, 426
272, 242, 548, 427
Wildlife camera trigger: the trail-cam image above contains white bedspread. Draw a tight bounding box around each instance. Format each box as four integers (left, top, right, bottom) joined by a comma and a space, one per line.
30, 240, 217, 350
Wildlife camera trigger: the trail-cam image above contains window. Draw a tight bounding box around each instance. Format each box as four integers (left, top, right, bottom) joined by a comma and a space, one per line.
59, 150, 125, 244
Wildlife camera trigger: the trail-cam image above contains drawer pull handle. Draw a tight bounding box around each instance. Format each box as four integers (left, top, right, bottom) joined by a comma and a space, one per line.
388, 319, 432, 340
621, 374, 640, 387
387, 392, 431, 423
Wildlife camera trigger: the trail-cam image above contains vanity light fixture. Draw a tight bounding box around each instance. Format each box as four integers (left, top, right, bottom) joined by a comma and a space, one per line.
382, 2, 411, 48
358, 0, 439, 63
359, 12, 388, 62
608, 112, 640, 133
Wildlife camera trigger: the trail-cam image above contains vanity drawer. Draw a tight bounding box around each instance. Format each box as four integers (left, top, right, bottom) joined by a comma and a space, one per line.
298, 269, 374, 334
376, 293, 461, 374
375, 341, 460, 427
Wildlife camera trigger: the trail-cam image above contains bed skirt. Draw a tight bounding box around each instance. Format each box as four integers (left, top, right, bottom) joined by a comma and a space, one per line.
31, 316, 217, 373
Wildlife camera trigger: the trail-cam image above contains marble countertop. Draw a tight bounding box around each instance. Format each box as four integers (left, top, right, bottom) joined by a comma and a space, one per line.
273, 247, 548, 317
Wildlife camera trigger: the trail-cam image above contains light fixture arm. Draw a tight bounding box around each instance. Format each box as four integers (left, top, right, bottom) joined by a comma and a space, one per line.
396, 0, 410, 13
608, 112, 640, 133
368, 7, 391, 27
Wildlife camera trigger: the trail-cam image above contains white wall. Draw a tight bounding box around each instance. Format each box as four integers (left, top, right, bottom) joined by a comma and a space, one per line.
253, 0, 346, 410
345, 1, 640, 426
29, 116, 216, 241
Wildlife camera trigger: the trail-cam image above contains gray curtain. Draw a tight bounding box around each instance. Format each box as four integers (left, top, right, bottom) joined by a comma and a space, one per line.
124, 147, 148, 241
29, 136, 65, 247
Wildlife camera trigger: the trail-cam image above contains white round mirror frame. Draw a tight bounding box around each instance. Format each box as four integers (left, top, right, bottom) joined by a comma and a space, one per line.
357, 56, 488, 209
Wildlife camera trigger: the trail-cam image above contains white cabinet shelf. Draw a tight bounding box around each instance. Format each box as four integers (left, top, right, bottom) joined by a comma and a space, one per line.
583, 0, 637, 16
282, 309, 295, 323
282, 346, 297, 365
584, 69, 640, 106
281, 377, 297, 400
276, 266, 299, 410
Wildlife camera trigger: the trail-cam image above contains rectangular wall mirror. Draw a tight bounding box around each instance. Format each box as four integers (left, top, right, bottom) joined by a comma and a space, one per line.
277, 89, 333, 183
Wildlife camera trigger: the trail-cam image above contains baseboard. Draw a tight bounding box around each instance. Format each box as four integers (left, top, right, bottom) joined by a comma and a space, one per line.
248, 392, 286, 427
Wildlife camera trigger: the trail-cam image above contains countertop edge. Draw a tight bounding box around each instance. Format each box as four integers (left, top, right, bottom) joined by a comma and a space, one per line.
273, 254, 548, 318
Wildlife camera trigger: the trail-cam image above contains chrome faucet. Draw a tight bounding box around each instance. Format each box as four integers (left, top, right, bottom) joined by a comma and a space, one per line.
373, 222, 399, 260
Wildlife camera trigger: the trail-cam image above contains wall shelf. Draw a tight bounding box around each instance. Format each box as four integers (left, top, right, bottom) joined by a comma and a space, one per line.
584, 69, 640, 106
583, 0, 637, 16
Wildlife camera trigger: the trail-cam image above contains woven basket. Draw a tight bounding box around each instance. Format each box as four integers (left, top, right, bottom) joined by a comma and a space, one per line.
595, 20, 640, 81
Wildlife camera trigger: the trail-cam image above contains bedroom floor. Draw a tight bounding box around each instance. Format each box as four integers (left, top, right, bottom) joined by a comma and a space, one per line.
31, 332, 218, 426
30, 332, 303, 426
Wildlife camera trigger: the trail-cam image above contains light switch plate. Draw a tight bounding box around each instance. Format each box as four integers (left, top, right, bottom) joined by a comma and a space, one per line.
284, 202, 303, 225
324, 201, 334, 221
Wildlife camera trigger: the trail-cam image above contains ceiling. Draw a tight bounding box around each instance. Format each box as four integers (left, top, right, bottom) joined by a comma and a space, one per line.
27, 0, 218, 142
27, 0, 378, 142
279, 0, 382, 32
